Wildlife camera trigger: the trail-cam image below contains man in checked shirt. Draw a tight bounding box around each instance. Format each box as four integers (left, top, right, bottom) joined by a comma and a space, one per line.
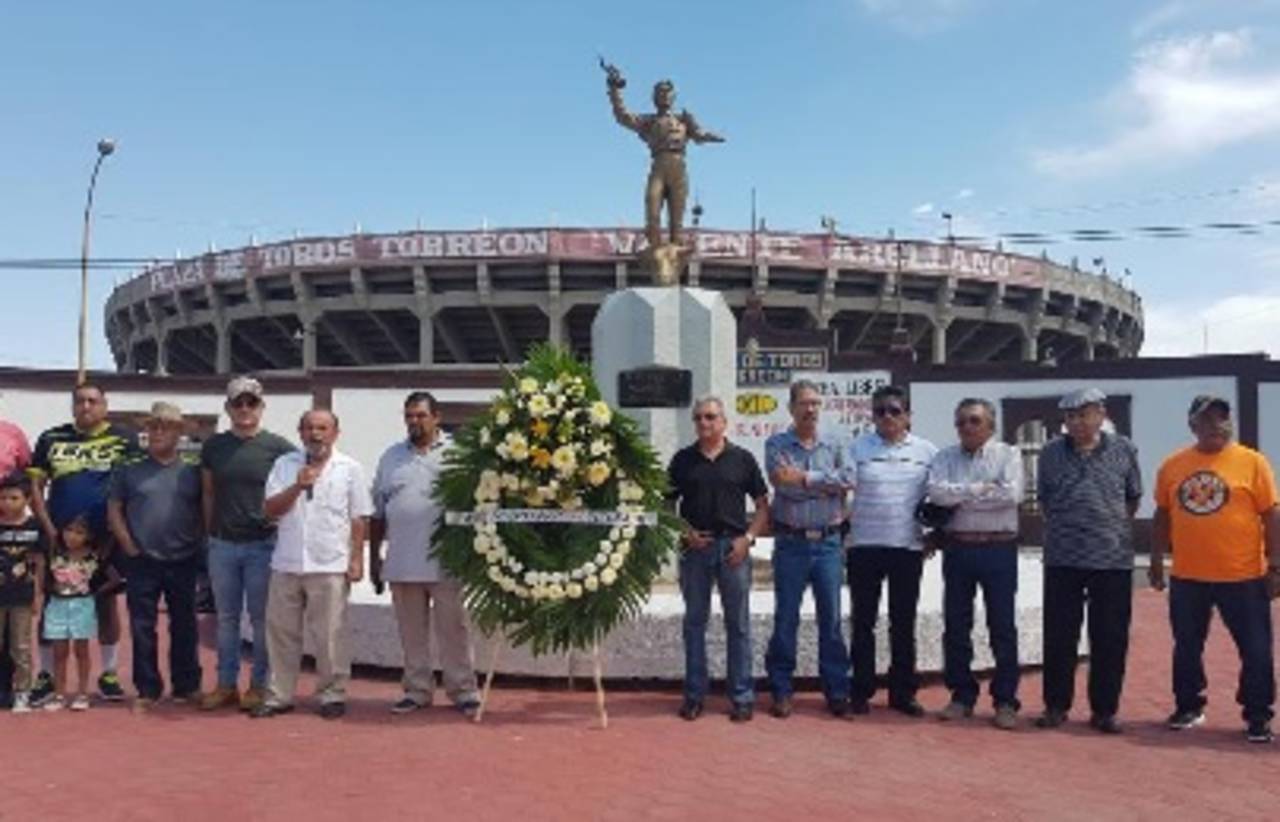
764, 379, 856, 719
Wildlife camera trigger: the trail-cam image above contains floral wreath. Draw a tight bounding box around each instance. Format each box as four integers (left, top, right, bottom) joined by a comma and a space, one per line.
435, 344, 680, 655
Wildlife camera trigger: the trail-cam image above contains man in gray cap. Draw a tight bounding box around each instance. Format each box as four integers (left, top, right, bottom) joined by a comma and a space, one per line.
199, 376, 295, 712
1034, 387, 1142, 734
1034, 386, 1146, 732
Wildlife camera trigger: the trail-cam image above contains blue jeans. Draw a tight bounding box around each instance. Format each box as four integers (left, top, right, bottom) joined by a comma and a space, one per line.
766, 534, 850, 702
679, 537, 754, 706
207, 538, 274, 690
942, 541, 1020, 709
1170, 576, 1275, 723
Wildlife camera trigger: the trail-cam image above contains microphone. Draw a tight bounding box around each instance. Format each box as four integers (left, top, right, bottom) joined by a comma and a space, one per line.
304, 445, 321, 501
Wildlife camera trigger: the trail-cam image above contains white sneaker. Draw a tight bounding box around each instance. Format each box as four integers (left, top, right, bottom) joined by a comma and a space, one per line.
70, 695, 91, 712
11, 692, 32, 713
43, 695, 65, 712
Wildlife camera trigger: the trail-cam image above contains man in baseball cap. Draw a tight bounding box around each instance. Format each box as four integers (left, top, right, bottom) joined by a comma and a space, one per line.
1151, 392, 1279, 743
1035, 387, 1142, 734
198, 377, 296, 712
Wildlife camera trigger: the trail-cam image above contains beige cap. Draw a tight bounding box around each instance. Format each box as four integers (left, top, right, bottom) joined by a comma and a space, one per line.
145, 401, 184, 426
226, 375, 264, 401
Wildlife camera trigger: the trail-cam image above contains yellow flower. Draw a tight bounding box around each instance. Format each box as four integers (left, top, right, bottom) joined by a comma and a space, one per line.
530, 419, 551, 439
530, 447, 552, 469
518, 377, 539, 395
586, 461, 611, 487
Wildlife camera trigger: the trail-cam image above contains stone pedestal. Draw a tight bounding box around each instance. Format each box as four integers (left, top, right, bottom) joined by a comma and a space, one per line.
591, 287, 736, 468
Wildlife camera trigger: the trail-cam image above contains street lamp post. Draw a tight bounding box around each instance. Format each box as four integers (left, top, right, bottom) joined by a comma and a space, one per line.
78, 138, 116, 385
941, 211, 954, 244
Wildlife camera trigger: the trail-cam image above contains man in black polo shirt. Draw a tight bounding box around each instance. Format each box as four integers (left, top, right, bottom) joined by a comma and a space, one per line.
1035, 387, 1142, 734
668, 395, 769, 722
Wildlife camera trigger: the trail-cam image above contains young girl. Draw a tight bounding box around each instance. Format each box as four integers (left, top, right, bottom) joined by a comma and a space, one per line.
43, 516, 119, 711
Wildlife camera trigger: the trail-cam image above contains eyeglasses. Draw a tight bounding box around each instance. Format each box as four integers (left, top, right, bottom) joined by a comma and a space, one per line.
694, 413, 720, 421
230, 396, 262, 409
955, 415, 987, 428
872, 405, 905, 418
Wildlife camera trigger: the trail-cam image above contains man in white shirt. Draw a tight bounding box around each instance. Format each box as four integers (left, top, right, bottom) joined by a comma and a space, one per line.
847, 385, 938, 717
370, 391, 480, 717
927, 398, 1024, 730
252, 409, 372, 720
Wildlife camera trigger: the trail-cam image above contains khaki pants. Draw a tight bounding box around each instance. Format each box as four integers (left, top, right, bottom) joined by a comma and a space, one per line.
391, 581, 479, 706
266, 571, 350, 706
0, 606, 33, 691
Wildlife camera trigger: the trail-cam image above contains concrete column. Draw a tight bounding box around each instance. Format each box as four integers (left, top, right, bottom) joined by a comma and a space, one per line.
1021, 324, 1040, 362
1082, 335, 1096, 361
417, 312, 434, 365
932, 318, 951, 364
548, 304, 565, 347
301, 315, 317, 371
123, 336, 137, 373
215, 321, 232, 373
686, 258, 701, 288
156, 330, 171, 376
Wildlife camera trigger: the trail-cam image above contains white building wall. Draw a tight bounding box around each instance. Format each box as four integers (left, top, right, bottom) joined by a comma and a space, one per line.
910, 376, 1238, 517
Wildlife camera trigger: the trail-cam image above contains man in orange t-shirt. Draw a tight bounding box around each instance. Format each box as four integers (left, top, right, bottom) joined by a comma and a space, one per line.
1150, 395, 1280, 744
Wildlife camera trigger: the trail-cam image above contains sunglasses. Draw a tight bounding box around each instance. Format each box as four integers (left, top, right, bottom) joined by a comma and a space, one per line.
955, 415, 987, 428
230, 396, 262, 409
872, 405, 905, 418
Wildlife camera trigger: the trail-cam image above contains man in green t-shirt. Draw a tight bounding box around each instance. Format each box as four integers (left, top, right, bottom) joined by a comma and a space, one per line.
198, 377, 295, 712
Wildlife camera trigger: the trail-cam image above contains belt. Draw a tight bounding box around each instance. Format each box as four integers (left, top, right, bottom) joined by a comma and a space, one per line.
947, 531, 1018, 544
773, 523, 842, 541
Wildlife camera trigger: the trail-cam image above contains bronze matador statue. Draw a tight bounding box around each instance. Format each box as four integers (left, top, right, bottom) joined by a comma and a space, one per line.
602, 59, 724, 282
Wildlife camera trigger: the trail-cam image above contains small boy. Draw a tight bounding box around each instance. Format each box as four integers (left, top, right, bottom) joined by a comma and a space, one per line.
0, 471, 45, 713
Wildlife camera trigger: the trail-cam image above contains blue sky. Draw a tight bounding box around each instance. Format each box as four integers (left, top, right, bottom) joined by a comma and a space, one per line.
5, 0, 1280, 368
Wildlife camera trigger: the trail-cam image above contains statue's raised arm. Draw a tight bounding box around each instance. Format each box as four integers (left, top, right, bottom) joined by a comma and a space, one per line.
600, 57, 640, 132
683, 109, 725, 145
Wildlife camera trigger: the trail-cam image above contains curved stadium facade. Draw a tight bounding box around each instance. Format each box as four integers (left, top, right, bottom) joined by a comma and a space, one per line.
104, 227, 1143, 374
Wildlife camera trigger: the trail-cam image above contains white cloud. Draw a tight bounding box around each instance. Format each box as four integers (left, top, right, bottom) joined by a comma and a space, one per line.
955, 188, 975, 200
857, 0, 976, 35
912, 202, 935, 215
1034, 29, 1280, 177
1132, 2, 1193, 39
1142, 291, 1280, 356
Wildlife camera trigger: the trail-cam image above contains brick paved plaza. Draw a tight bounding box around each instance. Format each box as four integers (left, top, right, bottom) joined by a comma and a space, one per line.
3, 591, 1275, 822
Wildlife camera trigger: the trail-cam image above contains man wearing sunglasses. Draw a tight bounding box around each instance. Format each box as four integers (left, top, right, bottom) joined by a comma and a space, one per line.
846, 385, 937, 717
1034, 388, 1142, 735
927, 398, 1024, 730
668, 396, 769, 723
199, 376, 296, 712
764, 379, 856, 720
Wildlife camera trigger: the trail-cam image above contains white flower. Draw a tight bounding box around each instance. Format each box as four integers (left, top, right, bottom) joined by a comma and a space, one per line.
608, 529, 621, 542
524, 571, 538, 586
588, 401, 613, 428
479, 427, 492, 446
621, 526, 637, 540
472, 535, 492, 555
502, 431, 529, 462
546, 380, 561, 395
487, 566, 505, 583
589, 439, 611, 457
495, 408, 511, 426
584, 561, 598, 575
547, 583, 566, 601
609, 553, 625, 570
527, 394, 552, 418
584, 575, 600, 592
617, 540, 631, 556
551, 445, 577, 478
500, 473, 520, 491
554, 394, 566, 410
519, 377, 539, 395
595, 551, 608, 566
560, 495, 583, 510
567, 582, 584, 599
600, 568, 618, 586
524, 488, 545, 508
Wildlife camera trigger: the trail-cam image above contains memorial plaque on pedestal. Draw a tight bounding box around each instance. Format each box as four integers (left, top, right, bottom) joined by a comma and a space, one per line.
618, 366, 692, 408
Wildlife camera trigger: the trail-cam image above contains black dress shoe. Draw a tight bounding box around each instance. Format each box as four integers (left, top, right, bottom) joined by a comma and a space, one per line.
729, 703, 754, 723
770, 695, 794, 719
678, 699, 704, 721
1089, 714, 1122, 734
889, 699, 926, 718
249, 702, 294, 719
318, 702, 347, 720
827, 698, 854, 719
1036, 709, 1069, 729
848, 698, 871, 716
